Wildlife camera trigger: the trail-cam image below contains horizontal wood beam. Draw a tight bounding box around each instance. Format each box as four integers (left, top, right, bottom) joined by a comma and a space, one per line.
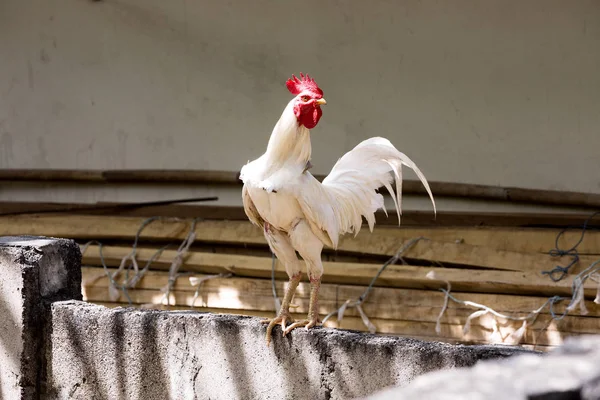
4, 205, 599, 253
0, 201, 599, 228
82, 267, 598, 319
80, 245, 599, 298
1, 214, 598, 276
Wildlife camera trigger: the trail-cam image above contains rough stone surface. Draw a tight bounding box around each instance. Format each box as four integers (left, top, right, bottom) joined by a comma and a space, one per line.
366, 335, 600, 400
46, 302, 535, 400
0, 236, 81, 400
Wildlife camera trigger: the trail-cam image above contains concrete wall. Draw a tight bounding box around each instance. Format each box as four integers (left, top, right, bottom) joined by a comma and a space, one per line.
47, 303, 533, 400
368, 335, 600, 400
1, 0, 599, 211
0, 236, 81, 399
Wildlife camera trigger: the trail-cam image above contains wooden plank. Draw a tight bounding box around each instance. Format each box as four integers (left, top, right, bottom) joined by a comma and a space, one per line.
0, 202, 251, 220
0, 215, 201, 242
336, 235, 595, 274
81, 267, 600, 323
2, 201, 600, 228
2, 215, 595, 276
379, 226, 600, 255
0, 169, 240, 184
0, 198, 218, 217
81, 246, 599, 298
3, 203, 600, 254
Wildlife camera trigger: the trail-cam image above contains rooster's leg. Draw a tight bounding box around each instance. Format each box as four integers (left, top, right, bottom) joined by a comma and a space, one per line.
261, 272, 301, 344
283, 219, 324, 335
260, 222, 303, 345
283, 275, 321, 334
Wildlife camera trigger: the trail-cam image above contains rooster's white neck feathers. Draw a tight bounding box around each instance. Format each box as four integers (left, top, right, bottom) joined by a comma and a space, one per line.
265, 100, 312, 168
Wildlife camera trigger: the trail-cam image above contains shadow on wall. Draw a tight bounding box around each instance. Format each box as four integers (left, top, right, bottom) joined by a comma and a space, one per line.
56, 308, 173, 399
0, 279, 20, 398
0, 250, 26, 399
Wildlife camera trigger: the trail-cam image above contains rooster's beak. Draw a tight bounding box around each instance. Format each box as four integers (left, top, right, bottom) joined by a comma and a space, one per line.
315, 98, 327, 106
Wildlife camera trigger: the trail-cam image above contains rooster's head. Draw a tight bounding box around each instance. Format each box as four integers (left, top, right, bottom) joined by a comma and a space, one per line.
286, 73, 326, 129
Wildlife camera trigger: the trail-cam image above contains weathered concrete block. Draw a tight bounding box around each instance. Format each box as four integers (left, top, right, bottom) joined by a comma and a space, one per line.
0, 236, 81, 400
367, 335, 600, 400
46, 302, 534, 400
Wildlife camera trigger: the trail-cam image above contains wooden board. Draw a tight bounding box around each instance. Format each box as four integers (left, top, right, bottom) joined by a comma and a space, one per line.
4, 203, 596, 253
336, 235, 598, 275
81, 246, 600, 298
81, 267, 600, 327
1, 215, 596, 276
379, 226, 600, 255
2, 202, 600, 228
7, 203, 600, 254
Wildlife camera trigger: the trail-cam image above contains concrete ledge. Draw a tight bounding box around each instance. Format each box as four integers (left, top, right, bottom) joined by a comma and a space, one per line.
368, 335, 600, 400
47, 302, 535, 400
0, 236, 81, 400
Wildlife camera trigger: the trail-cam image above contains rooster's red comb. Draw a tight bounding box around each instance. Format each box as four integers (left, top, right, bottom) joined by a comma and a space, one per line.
286, 73, 323, 96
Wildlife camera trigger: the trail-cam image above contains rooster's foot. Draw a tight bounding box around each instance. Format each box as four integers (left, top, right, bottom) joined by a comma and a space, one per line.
261, 312, 294, 345
282, 316, 320, 336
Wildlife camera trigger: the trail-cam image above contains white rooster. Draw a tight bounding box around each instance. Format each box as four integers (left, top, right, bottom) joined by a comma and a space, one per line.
240, 73, 436, 345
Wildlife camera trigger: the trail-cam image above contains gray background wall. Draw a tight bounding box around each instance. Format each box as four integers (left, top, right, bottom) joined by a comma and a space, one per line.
1, 0, 598, 212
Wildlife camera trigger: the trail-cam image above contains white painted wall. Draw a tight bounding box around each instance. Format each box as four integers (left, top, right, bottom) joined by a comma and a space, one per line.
0, 0, 598, 211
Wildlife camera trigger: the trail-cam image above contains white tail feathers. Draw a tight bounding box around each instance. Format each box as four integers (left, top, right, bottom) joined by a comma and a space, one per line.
304, 137, 436, 249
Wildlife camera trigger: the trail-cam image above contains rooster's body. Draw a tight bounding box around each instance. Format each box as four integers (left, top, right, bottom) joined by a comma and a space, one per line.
240, 74, 436, 345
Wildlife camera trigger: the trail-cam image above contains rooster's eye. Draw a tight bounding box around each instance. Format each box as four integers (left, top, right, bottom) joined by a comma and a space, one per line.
301, 96, 310, 102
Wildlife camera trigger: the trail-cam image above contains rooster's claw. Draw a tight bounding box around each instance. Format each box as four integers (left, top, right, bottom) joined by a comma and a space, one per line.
282, 317, 320, 336
261, 312, 294, 345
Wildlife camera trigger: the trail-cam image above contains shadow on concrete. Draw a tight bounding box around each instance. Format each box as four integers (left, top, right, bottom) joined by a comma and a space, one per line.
0, 249, 43, 399
110, 310, 126, 398
58, 307, 173, 399
62, 310, 105, 399
214, 316, 259, 399
310, 327, 398, 399
0, 283, 19, 397
136, 311, 172, 399
273, 326, 324, 398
